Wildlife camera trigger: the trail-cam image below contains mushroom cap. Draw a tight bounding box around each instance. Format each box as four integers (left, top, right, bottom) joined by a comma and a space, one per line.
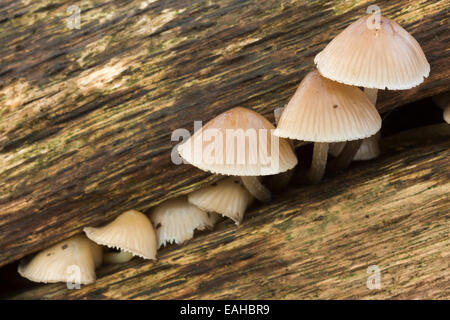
149, 197, 219, 248
329, 132, 381, 161
188, 177, 254, 225
84, 210, 157, 260
177, 107, 298, 176
314, 15, 430, 90
18, 235, 102, 285
274, 70, 381, 142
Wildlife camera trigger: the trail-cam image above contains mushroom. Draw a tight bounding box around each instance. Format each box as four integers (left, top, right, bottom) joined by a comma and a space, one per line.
18, 235, 102, 285
177, 107, 298, 202
149, 197, 219, 248
274, 70, 381, 183
329, 132, 381, 161
188, 177, 254, 225
314, 14, 430, 168
84, 210, 157, 263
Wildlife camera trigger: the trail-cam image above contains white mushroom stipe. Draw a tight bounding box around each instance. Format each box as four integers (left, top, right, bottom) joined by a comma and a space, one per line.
307, 142, 329, 184
240, 176, 271, 202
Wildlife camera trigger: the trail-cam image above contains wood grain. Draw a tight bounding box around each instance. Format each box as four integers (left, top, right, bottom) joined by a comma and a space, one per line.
0, 0, 449, 268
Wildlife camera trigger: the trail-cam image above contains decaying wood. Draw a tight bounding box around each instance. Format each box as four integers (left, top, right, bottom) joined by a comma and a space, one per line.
10, 132, 450, 299
0, 0, 449, 267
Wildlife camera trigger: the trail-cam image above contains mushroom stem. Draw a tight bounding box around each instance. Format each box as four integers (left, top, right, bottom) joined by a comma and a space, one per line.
333, 140, 363, 171
364, 88, 379, 106
274, 106, 285, 124
104, 250, 133, 264
307, 142, 329, 184
240, 176, 271, 202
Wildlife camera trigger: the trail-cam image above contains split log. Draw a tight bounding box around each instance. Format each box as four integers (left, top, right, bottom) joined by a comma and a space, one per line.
0, 0, 449, 268
10, 130, 450, 299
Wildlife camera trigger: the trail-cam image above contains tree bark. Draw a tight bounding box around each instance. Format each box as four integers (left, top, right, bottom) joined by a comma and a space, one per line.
0, 0, 449, 267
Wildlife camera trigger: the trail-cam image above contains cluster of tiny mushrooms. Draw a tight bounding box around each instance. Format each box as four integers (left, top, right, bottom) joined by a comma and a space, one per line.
19, 13, 441, 286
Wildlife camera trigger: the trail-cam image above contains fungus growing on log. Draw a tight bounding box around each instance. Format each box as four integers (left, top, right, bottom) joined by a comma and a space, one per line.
178, 107, 298, 202
149, 197, 219, 248
18, 235, 102, 285
315, 14, 430, 168
188, 177, 254, 225
274, 70, 381, 183
84, 210, 157, 263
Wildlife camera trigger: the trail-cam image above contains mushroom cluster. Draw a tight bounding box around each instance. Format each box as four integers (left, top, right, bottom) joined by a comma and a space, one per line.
17, 11, 431, 287
275, 13, 430, 182
314, 14, 430, 171
17, 106, 295, 285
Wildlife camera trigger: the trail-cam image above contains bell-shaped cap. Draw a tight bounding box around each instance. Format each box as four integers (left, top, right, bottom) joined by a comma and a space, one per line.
188, 177, 254, 225
274, 70, 381, 142
314, 15, 430, 90
84, 210, 157, 260
177, 107, 298, 176
18, 235, 102, 285
149, 197, 219, 248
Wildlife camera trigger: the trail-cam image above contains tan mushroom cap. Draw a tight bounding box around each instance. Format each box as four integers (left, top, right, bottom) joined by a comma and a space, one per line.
177, 107, 298, 176
149, 197, 219, 248
18, 235, 102, 285
84, 210, 157, 260
274, 70, 381, 142
188, 177, 254, 225
314, 15, 430, 90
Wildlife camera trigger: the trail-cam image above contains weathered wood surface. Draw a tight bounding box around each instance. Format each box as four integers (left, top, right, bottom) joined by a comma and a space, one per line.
10, 130, 449, 299
0, 0, 449, 268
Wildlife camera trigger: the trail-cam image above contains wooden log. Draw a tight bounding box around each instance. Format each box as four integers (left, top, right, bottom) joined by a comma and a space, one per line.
10, 130, 450, 299
0, 0, 449, 267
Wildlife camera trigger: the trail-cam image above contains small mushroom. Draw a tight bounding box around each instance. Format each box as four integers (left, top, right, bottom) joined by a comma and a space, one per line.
18, 235, 102, 285
149, 197, 219, 248
84, 210, 157, 263
314, 14, 430, 167
188, 177, 254, 225
178, 107, 298, 202
329, 132, 381, 161
274, 70, 381, 183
